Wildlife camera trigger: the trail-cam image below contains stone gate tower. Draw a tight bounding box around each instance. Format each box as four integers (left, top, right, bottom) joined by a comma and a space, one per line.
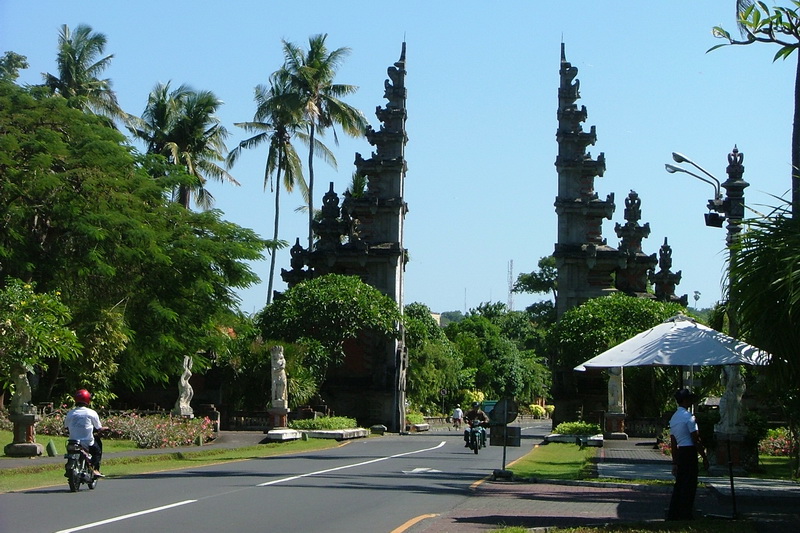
553, 44, 619, 318
281, 44, 408, 432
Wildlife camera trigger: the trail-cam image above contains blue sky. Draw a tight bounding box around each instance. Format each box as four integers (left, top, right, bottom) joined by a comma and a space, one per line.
2, 1, 794, 315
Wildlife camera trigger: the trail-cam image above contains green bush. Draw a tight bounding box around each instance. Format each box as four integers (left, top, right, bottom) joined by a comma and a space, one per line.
406, 412, 425, 424
529, 405, 546, 419
289, 416, 359, 430
553, 421, 601, 435
544, 405, 555, 417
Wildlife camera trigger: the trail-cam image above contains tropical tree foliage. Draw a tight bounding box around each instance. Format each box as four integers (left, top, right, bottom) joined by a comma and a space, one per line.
445, 304, 550, 404
42, 23, 127, 123
256, 274, 402, 375
513, 256, 558, 324
729, 212, 800, 474
711, 1, 800, 215
0, 81, 266, 399
276, 34, 367, 248
0, 51, 28, 82
0, 279, 81, 401
404, 302, 463, 413
130, 82, 237, 209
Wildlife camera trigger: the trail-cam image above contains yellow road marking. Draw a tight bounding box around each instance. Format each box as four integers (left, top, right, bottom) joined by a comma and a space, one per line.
390, 513, 438, 533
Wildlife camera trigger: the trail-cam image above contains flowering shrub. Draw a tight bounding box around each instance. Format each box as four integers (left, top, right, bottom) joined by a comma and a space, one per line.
759, 427, 796, 456
3, 409, 215, 449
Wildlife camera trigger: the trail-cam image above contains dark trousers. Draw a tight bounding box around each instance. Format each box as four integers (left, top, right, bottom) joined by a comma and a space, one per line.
668, 446, 698, 520
88, 437, 103, 470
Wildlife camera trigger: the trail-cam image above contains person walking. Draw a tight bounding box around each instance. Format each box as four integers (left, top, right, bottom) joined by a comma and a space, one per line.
667, 388, 708, 520
452, 404, 463, 430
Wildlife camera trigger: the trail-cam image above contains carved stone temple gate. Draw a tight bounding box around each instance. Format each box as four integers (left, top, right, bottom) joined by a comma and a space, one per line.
552, 44, 688, 436
280, 44, 409, 432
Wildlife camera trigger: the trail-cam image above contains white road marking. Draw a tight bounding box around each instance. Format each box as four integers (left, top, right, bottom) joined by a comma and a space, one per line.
54, 499, 197, 533
257, 440, 447, 487
401, 467, 442, 474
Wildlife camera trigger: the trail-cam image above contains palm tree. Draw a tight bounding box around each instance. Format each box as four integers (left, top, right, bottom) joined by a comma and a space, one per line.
276, 34, 368, 250
42, 24, 126, 123
227, 78, 313, 304
131, 82, 237, 209
729, 210, 800, 475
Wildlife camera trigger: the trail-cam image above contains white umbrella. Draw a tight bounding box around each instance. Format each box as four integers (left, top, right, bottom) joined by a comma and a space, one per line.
574, 314, 770, 371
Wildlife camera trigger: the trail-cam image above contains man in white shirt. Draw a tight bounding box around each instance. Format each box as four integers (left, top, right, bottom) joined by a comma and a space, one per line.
667, 388, 708, 520
64, 389, 106, 477
452, 405, 463, 429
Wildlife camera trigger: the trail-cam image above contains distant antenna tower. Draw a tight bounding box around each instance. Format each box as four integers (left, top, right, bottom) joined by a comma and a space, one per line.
507, 260, 514, 311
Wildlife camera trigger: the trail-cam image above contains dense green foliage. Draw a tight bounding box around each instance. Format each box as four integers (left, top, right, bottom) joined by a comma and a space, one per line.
730, 212, 800, 474
445, 303, 550, 404
0, 279, 81, 386
404, 302, 462, 413
256, 274, 402, 373
553, 421, 602, 435
289, 416, 358, 430
0, 80, 266, 400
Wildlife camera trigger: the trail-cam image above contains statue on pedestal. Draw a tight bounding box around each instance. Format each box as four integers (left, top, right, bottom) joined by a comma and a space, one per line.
715, 365, 745, 435
4, 362, 44, 457
271, 346, 287, 409
172, 355, 194, 418
607, 367, 624, 414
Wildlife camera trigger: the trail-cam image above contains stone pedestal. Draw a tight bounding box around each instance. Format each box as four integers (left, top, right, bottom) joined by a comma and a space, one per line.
709, 431, 749, 476
267, 405, 289, 429
604, 412, 628, 440
4, 412, 44, 457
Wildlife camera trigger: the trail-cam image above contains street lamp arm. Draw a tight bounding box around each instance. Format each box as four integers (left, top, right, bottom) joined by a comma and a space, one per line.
671, 152, 723, 191
664, 163, 722, 199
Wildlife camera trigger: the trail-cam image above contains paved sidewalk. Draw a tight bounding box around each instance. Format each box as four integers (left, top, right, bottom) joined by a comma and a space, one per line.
403, 434, 800, 532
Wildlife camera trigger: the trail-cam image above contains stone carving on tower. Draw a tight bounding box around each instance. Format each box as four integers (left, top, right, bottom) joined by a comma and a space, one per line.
649, 237, 689, 306
553, 44, 619, 318
614, 191, 658, 297
279, 43, 409, 432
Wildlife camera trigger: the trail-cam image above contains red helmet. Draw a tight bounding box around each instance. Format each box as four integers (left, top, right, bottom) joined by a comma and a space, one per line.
74, 389, 91, 405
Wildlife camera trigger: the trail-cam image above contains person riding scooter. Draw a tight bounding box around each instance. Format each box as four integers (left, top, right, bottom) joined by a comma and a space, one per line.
64, 389, 107, 477
463, 402, 488, 447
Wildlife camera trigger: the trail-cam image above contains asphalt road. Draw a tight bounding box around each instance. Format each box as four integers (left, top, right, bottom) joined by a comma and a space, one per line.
0, 425, 541, 533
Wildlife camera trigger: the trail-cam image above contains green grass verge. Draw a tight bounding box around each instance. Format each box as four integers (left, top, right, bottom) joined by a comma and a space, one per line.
492, 520, 758, 532
0, 436, 340, 493
508, 442, 597, 480
751, 455, 797, 481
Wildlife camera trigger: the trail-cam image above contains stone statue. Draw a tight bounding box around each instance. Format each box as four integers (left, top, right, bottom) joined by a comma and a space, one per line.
172, 355, 194, 418
607, 367, 624, 414
9, 362, 33, 414
271, 346, 287, 408
716, 365, 745, 434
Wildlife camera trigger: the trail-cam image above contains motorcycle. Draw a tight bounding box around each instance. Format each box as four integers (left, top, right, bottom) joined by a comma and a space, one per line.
64, 440, 98, 492
467, 420, 486, 454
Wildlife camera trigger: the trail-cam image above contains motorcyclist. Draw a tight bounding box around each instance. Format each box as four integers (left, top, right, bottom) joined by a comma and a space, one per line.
463, 401, 488, 447
64, 389, 106, 477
